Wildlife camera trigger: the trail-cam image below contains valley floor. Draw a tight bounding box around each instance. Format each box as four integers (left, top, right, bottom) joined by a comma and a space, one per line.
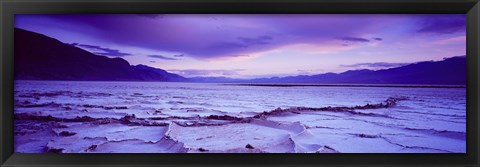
14, 81, 466, 153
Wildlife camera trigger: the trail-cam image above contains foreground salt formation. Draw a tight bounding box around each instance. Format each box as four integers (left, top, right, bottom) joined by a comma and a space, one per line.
14, 81, 466, 153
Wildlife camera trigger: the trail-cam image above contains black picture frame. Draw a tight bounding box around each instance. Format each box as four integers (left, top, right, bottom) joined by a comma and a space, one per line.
1, 0, 479, 166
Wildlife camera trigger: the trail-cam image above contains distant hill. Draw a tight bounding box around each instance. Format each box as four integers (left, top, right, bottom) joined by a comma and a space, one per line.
14, 28, 187, 81
193, 56, 466, 85
132, 65, 187, 82
189, 76, 243, 83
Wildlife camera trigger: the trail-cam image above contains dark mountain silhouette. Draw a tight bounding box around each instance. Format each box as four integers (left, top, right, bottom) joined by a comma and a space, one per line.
14, 28, 187, 81
132, 65, 187, 81
193, 56, 466, 85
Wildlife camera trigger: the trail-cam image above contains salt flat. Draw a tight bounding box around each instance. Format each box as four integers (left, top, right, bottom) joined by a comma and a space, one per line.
14, 81, 466, 153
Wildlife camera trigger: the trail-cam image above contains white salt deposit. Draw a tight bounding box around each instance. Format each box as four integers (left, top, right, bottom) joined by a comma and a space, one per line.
14, 81, 466, 153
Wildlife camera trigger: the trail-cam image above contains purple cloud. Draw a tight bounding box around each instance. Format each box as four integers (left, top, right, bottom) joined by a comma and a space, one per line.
147, 55, 178, 60
373, 37, 383, 41
342, 62, 409, 69
417, 14, 465, 34
237, 35, 273, 45
338, 37, 371, 43
15, 15, 392, 59
15, 14, 465, 60
72, 43, 131, 57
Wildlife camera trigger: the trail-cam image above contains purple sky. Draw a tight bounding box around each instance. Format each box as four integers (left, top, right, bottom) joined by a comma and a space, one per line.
15, 14, 466, 78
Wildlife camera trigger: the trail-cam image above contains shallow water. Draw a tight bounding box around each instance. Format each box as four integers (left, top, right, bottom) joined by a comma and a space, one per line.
14, 80, 466, 153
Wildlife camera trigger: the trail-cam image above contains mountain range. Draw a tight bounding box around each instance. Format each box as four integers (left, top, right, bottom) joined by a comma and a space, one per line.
14, 28, 466, 85
199, 56, 465, 85
15, 28, 187, 82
